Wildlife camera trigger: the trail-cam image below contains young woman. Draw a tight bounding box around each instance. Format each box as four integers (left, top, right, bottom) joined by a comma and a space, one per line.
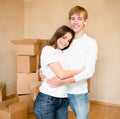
34, 25, 83, 119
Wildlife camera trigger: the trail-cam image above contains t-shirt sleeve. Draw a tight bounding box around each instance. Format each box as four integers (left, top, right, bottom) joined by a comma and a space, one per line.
74, 39, 98, 82
41, 46, 60, 66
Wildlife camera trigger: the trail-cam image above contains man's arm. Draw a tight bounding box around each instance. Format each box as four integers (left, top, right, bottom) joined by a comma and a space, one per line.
74, 39, 98, 82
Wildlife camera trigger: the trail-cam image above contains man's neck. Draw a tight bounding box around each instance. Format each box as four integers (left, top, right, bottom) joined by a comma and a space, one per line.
75, 30, 85, 39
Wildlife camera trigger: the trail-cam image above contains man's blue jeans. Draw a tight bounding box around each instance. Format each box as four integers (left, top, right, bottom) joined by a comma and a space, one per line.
68, 93, 89, 119
34, 92, 69, 119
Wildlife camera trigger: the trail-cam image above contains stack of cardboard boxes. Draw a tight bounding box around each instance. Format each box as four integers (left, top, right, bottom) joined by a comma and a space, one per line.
12, 39, 49, 114
0, 100, 27, 119
0, 39, 49, 119
0, 84, 27, 119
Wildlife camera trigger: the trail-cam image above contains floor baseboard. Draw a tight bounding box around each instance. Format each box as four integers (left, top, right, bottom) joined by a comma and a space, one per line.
90, 100, 120, 107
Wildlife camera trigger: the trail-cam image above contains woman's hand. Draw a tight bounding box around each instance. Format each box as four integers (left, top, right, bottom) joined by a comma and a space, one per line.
39, 69, 46, 82
47, 77, 64, 87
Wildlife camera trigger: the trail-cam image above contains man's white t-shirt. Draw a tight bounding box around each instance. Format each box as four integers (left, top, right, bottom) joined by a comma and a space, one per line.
63, 34, 98, 94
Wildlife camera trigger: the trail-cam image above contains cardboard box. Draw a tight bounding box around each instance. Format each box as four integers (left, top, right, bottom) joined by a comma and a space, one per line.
0, 82, 6, 102
12, 39, 49, 56
87, 78, 90, 92
17, 73, 39, 94
12, 39, 49, 69
19, 94, 34, 114
0, 101, 27, 119
30, 81, 41, 102
12, 39, 41, 56
17, 56, 37, 73
28, 113, 36, 119
0, 95, 19, 108
39, 40, 49, 53
39, 40, 49, 68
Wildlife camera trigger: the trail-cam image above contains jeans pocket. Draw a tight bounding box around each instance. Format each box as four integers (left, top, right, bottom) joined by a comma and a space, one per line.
38, 93, 56, 107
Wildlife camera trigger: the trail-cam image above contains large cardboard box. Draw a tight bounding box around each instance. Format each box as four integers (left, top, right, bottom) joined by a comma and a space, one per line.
17, 56, 37, 73
38, 40, 49, 68
12, 39, 41, 56
0, 101, 27, 119
0, 95, 19, 108
12, 39, 50, 69
17, 73, 39, 94
0, 82, 6, 102
30, 81, 41, 102
19, 94, 34, 114
39, 40, 49, 53
87, 78, 90, 93
18, 81, 42, 113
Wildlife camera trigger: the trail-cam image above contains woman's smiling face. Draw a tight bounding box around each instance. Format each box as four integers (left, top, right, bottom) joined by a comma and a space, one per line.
57, 32, 72, 49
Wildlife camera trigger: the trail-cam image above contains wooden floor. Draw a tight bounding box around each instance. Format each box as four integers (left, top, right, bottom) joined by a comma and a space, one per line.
28, 103, 120, 119
88, 103, 120, 119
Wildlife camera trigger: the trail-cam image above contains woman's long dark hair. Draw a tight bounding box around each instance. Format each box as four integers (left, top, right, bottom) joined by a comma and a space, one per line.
48, 25, 75, 50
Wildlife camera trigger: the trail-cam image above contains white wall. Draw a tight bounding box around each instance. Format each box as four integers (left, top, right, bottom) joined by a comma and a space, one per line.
0, 0, 24, 95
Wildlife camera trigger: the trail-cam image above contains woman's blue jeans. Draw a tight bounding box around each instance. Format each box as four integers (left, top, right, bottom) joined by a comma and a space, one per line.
34, 92, 69, 119
68, 93, 89, 119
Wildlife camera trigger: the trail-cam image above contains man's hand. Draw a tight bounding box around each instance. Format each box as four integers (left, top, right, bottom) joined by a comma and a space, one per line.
47, 77, 64, 87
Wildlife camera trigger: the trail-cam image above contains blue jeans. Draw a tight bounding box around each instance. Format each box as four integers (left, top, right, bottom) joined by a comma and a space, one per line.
68, 93, 89, 119
34, 92, 69, 119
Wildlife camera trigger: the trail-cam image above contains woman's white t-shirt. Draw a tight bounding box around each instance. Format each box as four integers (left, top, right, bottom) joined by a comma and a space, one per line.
39, 46, 68, 98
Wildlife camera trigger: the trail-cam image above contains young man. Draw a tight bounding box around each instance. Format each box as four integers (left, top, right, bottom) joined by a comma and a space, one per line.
47, 6, 98, 119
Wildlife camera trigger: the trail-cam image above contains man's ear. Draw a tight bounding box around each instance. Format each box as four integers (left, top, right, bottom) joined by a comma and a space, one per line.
84, 19, 88, 26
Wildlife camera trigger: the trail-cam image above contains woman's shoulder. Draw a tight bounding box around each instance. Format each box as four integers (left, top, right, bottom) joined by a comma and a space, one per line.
43, 45, 54, 50
42, 45, 55, 54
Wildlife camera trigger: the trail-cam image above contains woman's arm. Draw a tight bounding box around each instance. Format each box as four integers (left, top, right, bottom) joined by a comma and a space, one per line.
47, 76, 75, 87
48, 62, 84, 79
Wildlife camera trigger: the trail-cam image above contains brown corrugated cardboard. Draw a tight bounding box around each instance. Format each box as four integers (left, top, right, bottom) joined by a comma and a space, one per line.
0, 95, 19, 108
87, 78, 90, 92
0, 101, 27, 119
38, 40, 49, 68
19, 94, 34, 114
12, 39, 41, 56
0, 82, 6, 102
17, 56, 37, 73
17, 72, 38, 94
30, 81, 41, 101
